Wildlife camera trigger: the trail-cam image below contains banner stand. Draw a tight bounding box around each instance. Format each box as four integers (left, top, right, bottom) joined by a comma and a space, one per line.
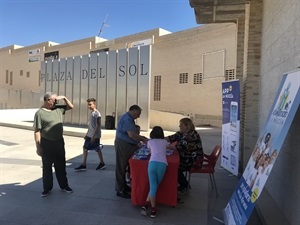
221, 80, 240, 176
223, 69, 300, 225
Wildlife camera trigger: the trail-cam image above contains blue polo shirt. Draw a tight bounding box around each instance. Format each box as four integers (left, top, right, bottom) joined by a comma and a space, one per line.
116, 112, 139, 145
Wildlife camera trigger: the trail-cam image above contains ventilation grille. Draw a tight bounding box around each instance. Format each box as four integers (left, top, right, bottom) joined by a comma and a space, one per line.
179, 73, 188, 84
154, 75, 161, 101
225, 69, 235, 81
193, 73, 203, 84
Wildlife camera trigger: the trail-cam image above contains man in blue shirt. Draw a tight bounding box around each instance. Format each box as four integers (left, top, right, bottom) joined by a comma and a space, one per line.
115, 105, 148, 198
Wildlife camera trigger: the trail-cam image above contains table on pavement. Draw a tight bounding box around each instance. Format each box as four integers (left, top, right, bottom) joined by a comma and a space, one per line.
129, 150, 180, 207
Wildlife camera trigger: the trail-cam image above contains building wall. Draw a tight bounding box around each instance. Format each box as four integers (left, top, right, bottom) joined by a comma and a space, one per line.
0, 44, 42, 92
188, 0, 299, 224
0, 24, 237, 127
151, 23, 237, 126
257, 0, 300, 224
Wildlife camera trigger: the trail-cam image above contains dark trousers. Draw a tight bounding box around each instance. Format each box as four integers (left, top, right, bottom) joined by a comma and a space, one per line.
114, 138, 137, 192
178, 166, 189, 188
40, 137, 69, 191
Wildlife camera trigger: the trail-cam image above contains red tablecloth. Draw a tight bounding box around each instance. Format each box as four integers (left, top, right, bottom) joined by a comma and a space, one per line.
129, 150, 180, 207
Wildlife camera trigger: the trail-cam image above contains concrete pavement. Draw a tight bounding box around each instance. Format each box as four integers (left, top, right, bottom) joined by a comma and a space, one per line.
0, 109, 262, 225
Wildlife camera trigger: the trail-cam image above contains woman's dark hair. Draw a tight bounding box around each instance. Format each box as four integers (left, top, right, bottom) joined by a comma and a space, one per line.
150, 126, 165, 139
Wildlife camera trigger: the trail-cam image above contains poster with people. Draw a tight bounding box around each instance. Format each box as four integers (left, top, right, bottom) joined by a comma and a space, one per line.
223, 69, 300, 225
221, 80, 240, 176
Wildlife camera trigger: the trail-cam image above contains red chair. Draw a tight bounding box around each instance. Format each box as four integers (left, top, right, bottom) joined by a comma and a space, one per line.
187, 145, 222, 197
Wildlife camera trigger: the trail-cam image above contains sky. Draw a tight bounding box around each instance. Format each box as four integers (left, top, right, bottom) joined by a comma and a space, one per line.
0, 0, 200, 48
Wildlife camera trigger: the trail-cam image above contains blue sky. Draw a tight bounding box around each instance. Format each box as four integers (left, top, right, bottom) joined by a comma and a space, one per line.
0, 0, 200, 48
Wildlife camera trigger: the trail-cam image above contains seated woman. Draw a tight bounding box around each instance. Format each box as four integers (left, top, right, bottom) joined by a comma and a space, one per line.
166, 118, 204, 193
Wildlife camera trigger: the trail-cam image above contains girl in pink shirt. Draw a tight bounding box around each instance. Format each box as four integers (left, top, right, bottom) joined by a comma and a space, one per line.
141, 126, 170, 218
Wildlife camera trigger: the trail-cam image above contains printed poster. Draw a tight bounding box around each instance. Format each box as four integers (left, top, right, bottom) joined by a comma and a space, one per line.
221, 80, 240, 176
223, 69, 300, 225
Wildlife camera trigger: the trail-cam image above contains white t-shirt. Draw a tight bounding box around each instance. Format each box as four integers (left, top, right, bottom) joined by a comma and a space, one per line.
86, 110, 101, 138
147, 139, 169, 165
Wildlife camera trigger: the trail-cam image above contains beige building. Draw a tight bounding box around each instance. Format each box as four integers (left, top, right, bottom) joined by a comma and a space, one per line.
0, 0, 299, 224
190, 0, 299, 224
0, 23, 237, 128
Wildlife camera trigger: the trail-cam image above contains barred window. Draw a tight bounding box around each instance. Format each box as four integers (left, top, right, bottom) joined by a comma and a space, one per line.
179, 73, 188, 84
39, 70, 41, 86
193, 73, 203, 84
6, 70, 9, 83
225, 69, 235, 81
26, 71, 30, 77
20, 70, 23, 76
9, 71, 13, 85
154, 75, 161, 101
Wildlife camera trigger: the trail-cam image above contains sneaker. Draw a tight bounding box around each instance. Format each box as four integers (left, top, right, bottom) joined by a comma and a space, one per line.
96, 162, 106, 170
75, 164, 86, 171
150, 208, 157, 218
116, 191, 131, 199
141, 205, 148, 216
62, 187, 73, 193
178, 185, 188, 194
41, 190, 51, 197
99, 144, 104, 149
177, 197, 184, 204
126, 178, 131, 187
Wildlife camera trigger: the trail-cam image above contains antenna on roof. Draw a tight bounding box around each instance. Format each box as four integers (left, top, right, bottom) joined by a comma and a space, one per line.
98, 14, 109, 37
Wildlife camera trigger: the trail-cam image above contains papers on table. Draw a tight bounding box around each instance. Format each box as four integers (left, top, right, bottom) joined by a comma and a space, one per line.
132, 147, 150, 160
132, 147, 174, 160
166, 149, 174, 156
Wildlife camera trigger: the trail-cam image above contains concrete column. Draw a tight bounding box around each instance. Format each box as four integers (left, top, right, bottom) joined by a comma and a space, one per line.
235, 17, 246, 171
241, 0, 263, 168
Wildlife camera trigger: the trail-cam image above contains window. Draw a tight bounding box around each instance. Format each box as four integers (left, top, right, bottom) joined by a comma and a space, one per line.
20, 70, 23, 76
9, 72, 13, 85
179, 73, 188, 84
154, 75, 161, 101
225, 69, 235, 81
6, 70, 9, 83
193, 73, 203, 84
39, 70, 41, 86
26, 71, 30, 77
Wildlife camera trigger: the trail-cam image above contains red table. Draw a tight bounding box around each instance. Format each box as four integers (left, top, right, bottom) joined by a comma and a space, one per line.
129, 150, 180, 207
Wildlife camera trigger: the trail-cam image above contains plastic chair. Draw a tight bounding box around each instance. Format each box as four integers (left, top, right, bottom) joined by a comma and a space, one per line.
187, 145, 222, 197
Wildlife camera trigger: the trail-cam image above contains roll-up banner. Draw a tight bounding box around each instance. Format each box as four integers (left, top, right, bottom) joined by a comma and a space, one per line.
223, 69, 300, 225
221, 80, 240, 176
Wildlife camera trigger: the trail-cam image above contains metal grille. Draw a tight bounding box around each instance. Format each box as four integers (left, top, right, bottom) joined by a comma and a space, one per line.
154, 75, 161, 101
9, 71, 13, 85
6, 70, 9, 83
225, 69, 235, 80
193, 73, 203, 84
179, 73, 188, 84
38, 70, 41, 86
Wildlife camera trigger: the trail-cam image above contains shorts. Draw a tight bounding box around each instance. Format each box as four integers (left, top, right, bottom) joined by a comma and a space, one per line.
83, 137, 101, 152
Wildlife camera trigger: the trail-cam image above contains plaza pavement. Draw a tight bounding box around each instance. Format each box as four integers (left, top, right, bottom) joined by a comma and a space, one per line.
0, 109, 262, 225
